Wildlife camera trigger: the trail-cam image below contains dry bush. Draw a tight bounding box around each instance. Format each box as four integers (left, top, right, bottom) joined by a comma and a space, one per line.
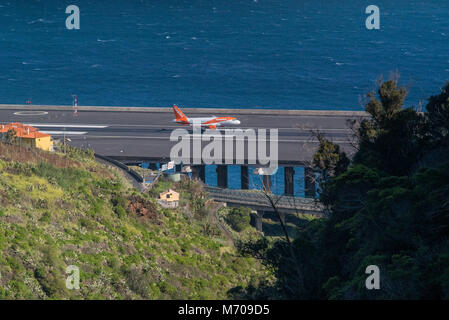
0, 142, 81, 168
128, 194, 161, 223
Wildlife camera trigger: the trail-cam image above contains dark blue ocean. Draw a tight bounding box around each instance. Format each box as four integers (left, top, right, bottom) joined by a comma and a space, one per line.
1, 0, 449, 109
2, 1, 449, 195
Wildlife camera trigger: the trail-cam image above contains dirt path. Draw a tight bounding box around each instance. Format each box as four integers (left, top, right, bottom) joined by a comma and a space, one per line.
211, 203, 235, 246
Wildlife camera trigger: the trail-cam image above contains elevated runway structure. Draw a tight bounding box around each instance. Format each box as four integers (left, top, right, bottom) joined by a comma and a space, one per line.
0, 104, 368, 196
205, 186, 324, 233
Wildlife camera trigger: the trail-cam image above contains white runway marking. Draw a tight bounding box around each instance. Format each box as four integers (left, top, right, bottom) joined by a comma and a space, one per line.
103, 124, 352, 132
5, 122, 351, 132
70, 135, 350, 143
26, 124, 108, 128
40, 131, 88, 135
14, 111, 48, 115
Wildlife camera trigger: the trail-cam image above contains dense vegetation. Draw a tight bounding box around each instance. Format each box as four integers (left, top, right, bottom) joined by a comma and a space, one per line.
225, 207, 252, 233
0, 142, 269, 299
238, 79, 449, 299
2, 79, 448, 300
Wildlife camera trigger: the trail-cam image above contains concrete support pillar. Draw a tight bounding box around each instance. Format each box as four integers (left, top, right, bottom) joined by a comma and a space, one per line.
284, 167, 294, 196
263, 175, 271, 193
192, 165, 205, 182
149, 163, 158, 170
241, 166, 249, 190
255, 210, 265, 233
305, 167, 316, 198
216, 165, 228, 189
199, 165, 205, 182
191, 166, 200, 180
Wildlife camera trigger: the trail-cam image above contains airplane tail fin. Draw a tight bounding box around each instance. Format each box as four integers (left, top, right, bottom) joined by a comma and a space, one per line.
173, 105, 188, 122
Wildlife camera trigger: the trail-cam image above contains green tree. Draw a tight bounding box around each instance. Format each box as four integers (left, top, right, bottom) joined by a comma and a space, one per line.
354, 78, 427, 176
313, 133, 350, 208
426, 82, 449, 146
237, 79, 449, 300
5, 129, 17, 144
226, 207, 252, 232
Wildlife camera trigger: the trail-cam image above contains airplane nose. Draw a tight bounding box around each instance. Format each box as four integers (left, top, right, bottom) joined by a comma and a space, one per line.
234, 120, 241, 125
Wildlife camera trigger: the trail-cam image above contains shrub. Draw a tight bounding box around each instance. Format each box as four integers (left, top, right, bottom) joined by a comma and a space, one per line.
114, 205, 127, 219
32, 162, 89, 190
111, 194, 128, 218
34, 268, 68, 298
126, 267, 150, 298
39, 211, 51, 223
225, 207, 252, 232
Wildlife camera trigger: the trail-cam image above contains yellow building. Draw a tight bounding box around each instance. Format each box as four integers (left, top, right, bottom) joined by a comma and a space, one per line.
159, 189, 179, 202
0, 123, 54, 151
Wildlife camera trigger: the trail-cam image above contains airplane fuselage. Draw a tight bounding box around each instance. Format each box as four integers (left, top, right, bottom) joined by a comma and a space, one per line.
172, 105, 241, 129
173, 117, 241, 127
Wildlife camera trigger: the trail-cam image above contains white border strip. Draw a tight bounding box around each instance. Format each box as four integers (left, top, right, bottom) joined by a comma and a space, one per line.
26, 124, 108, 128
40, 131, 88, 135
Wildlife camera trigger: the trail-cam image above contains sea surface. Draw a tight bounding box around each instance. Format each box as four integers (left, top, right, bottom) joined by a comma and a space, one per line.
1, 0, 449, 109
2, 0, 449, 195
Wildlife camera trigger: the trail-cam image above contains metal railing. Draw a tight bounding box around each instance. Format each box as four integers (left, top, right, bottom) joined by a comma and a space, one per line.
204, 186, 323, 214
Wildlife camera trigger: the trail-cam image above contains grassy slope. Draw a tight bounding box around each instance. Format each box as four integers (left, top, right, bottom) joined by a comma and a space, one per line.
0, 143, 269, 299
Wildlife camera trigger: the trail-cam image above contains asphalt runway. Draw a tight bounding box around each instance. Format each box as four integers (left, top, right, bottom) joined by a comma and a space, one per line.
0, 106, 366, 165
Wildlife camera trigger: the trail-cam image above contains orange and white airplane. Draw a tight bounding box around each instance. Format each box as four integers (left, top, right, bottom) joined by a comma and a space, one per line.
172, 105, 241, 129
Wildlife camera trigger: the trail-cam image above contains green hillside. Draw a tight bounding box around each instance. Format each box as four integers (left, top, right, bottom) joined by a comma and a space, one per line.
0, 143, 270, 299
